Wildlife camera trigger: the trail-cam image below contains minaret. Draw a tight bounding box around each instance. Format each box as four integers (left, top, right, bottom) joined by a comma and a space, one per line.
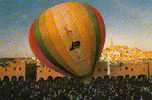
106, 36, 114, 76
107, 53, 111, 76
109, 36, 114, 47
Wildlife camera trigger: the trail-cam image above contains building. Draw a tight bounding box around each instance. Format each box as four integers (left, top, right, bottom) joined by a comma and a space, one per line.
0, 58, 26, 80
0, 58, 63, 80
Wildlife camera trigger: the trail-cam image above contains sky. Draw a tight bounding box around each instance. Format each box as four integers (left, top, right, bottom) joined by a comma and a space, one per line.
0, 0, 152, 57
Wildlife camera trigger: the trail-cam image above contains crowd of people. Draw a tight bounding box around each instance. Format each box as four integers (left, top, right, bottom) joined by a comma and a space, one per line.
0, 75, 152, 100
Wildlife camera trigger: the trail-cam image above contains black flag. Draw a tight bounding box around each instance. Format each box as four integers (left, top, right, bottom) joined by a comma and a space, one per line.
69, 41, 80, 51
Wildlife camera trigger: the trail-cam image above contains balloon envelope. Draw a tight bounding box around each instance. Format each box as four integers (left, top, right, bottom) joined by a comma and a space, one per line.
29, 2, 105, 77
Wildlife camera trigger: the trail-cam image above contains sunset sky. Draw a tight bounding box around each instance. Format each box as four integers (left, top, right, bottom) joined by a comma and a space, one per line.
0, 0, 152, 57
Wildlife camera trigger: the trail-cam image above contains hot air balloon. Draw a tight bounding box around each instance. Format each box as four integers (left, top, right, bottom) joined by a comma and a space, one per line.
29, 2, 105, 77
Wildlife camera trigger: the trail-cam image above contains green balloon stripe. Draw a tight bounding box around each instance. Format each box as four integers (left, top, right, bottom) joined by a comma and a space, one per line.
84, 5, 100, 68
34, 19, 75, 76
87, 6, 101, 64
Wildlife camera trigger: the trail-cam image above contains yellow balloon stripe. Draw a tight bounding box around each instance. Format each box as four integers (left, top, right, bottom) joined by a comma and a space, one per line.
50, 7, 76, 62
51, 6, 88, 76
59, 8, 85, 64
44, 8, 80, 76
38, 11, 73, 74
75, 3, 97, 74
61, 3, 94, 75
78, 3, 97, 67
65, 3, 97, 67
52, 4, 91, 75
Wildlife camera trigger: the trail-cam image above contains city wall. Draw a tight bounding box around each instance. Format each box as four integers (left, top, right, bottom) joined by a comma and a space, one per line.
0, 61, 152, 80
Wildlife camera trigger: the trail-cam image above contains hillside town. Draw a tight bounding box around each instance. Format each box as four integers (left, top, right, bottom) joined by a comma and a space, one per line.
101, 39, 152, 64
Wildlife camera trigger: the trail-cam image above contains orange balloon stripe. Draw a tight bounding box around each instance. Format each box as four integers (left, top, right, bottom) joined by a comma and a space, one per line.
50, 6, 90, 76
44, 8, 79, 76
63, 3, 94, 75
50, 7, 77, 63
59, 7, 85, 63
53, 4, 92, 75
75, 3, 97, 67
52, 9, 83, 73
38, 11, 73, 74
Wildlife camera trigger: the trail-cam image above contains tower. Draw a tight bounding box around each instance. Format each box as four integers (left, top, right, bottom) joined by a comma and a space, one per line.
109, 36, 114, 47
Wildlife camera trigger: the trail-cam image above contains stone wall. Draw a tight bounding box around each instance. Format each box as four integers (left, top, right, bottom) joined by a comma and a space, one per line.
93, 61, 151, 78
